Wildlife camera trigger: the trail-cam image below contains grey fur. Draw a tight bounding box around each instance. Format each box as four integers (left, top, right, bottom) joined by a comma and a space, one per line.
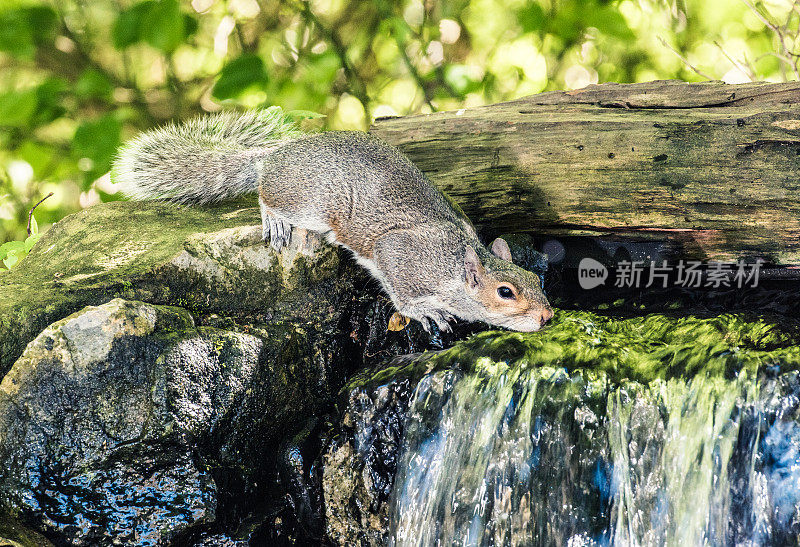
114, 110, 553, 332
112, 107, 300, 203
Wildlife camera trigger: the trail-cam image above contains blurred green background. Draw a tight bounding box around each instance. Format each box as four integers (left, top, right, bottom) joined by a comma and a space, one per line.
1, 0, 798, 250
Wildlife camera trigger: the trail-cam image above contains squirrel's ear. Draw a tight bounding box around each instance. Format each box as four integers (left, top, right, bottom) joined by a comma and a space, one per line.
490, 238, 513, 262
464, 246, 485, 289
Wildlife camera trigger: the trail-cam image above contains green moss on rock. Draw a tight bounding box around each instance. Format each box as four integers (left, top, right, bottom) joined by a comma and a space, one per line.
0, 201, 348, 376
353, 311, 800, 391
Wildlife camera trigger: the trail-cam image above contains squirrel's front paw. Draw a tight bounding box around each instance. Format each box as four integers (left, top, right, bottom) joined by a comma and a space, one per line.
263, 217, 292, 252
427, 310, 454, 333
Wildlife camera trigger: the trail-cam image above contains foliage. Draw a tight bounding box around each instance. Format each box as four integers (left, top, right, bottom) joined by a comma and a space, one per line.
0, 207, 40, 272
1, 0, 799, 244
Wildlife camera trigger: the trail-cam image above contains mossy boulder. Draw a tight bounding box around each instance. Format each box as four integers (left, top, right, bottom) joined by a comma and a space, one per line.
0, 201, 351, 378
0, 297, 349, 544
0, 201, 399, 544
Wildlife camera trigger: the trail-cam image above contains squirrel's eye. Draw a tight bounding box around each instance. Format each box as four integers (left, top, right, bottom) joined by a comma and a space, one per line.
497, 286, 515, 299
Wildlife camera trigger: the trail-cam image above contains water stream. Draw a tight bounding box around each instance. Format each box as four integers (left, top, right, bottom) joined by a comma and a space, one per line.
387, 313, 800, 546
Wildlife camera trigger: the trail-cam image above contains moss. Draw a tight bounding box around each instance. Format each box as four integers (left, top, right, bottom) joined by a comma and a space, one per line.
0, 513, 53, 546
352, 311, 800, 391
0, 200, 347, 376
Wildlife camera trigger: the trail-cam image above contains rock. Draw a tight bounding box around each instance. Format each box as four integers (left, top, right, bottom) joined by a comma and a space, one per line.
0, 299, 210, 544
0, 296, 361, 544
323, 379, 414, 546
0, 200, 449, 544
0, 514, 53, 546
0, 201, 349, 377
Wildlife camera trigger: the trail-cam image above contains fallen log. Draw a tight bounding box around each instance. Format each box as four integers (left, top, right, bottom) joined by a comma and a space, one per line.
370, 80, 800, 267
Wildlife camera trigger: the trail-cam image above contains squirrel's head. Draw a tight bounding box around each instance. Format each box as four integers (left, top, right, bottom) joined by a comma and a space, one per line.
464, 239, 554, 332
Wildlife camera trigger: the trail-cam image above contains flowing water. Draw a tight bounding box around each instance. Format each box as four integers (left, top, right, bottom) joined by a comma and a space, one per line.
387, 313, 800, 546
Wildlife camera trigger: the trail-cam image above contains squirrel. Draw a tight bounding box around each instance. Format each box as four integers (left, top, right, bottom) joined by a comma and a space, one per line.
112, 108, 554, 333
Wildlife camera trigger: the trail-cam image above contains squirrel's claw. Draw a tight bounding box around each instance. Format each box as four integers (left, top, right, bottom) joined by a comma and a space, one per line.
264, 219, 292, 252
423, 318, 444, 348
427, 310, 454, 333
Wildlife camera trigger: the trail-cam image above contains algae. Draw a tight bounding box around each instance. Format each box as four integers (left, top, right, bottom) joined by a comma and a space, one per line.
354, 310, 800, 391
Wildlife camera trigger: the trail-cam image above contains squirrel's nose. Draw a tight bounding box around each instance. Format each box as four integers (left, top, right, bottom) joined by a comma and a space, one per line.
538, 307, 554, 325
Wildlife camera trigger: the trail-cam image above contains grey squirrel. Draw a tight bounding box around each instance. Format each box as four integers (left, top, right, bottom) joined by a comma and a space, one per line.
112, 108, 554, 332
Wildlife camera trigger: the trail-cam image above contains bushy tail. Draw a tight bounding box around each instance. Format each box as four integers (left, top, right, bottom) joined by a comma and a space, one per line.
112, 107, 301, 204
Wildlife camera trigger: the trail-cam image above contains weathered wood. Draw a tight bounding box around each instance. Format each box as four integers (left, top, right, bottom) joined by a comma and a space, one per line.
370, 80, 800, 265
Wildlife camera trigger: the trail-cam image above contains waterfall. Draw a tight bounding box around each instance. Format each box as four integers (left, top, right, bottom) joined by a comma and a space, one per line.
389, 360, 800, 546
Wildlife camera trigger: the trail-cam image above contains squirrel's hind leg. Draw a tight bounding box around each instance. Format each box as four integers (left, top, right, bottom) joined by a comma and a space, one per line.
260, 199, 292, 252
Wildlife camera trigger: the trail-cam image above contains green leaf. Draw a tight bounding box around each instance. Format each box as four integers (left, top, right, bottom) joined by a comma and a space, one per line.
0, 241, 26, 254
28, 214, 38, 237
112, 1, 156, 49
17, 140, 56, 175
75, 69, 114, 100
0, 6, 57, 57
141, 0, 186, 53
444, 64, 481, 96
0, 88, 38, 128
587, 5, 634, 40
212, 54, 269, 100
517, 3, 546, 33
305, 50, 341, 96
183, 13, 198, 38
0, 8, 35, 58
285, 110, 326, 121
382, 16, 411, 42
24, 233, 40, 251
24, 6, 58, 44
32, 77, 67, 126
73, 114, 122, 184
3, 250, 20, 270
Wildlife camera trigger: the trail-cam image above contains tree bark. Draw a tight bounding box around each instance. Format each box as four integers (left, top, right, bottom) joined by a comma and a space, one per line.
370, 80, 800, 267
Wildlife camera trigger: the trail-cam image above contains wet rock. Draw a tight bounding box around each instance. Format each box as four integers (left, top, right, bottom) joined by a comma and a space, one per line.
0, 200, 452, 544
0, 296, 350, 545
0, 514, 53, 546
190, 534, 248, 547
323, 378, 415, 546
0, 299, 208, 544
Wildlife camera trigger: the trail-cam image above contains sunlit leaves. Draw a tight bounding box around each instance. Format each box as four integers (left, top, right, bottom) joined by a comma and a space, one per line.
286, 110, 326, 120
0, 5, 57, 58
141, 0, 187, 53
0, 221, 41, 272
113, 1, 154, 49
75, 69, 114, 100
516, 0, 634, 44
113, 0, 196, 52
73, 115, 122, 187
0, 0, 794, 250
212, 54, 269, 100
587, 4, 635, 41
0, 89, 38, 128
444, 65, 482, 96
517, 3, 546, 33
33, 78, 67, 126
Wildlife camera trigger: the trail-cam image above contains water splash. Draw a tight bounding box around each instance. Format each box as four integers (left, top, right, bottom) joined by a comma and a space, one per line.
390, 364, 612, 546
608, 375, 755, 546
387, 312, 800, 546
